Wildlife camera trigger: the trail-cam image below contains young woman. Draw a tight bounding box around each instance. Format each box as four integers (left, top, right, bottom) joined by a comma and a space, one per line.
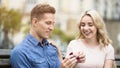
66, 10, 115, 68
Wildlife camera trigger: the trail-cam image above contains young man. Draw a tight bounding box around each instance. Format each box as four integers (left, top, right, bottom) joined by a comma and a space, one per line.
10, 3, 85, 68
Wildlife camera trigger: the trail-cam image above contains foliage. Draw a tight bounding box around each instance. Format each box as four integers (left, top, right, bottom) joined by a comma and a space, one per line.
0, 7, 22, 33
23, 25, 30, 36
0, 7, 22, 49
51, 27, 75, 44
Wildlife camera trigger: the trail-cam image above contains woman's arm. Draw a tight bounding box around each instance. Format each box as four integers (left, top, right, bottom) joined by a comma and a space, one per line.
104, 44, 115, 68
49, 40, 78, 68
104, 59, 114, 68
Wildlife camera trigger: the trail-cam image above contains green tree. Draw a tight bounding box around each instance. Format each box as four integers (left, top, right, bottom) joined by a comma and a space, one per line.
0, 7, 22, 49
50, 27, 74, 44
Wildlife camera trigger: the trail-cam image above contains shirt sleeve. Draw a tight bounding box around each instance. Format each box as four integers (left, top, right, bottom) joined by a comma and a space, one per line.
105, 44, 115, 60
10, 49, 31, 68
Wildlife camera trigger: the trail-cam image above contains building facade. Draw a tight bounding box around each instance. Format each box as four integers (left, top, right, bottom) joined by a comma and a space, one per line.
0, 0, 120, 53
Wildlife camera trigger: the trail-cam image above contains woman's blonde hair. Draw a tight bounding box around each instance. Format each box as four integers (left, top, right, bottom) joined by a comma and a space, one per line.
77, 9, 112, 47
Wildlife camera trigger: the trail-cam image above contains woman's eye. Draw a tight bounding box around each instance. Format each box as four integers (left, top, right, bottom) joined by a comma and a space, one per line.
81, 23, 85, 26
89, 24, 93, 26
89, 23, 94, 27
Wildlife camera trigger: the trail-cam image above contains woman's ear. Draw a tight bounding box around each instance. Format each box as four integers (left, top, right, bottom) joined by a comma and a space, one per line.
77, 23, 80, 29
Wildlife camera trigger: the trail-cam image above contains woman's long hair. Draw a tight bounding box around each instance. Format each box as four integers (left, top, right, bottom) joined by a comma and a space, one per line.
77, 9, 112, 48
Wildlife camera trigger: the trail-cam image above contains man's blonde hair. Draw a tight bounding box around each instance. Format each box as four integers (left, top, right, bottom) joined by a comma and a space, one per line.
31, 3, 55, 22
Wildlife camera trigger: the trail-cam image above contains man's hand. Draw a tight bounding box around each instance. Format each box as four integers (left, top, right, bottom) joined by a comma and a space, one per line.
60, 55, 77, 68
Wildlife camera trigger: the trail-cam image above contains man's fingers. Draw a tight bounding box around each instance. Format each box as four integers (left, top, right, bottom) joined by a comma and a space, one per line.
62, 57, 77, 68
67, 58, 77, 67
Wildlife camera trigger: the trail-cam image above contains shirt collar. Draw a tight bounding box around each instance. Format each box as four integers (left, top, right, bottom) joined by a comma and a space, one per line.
26, 33, 49, 46
42, 39, 49, 46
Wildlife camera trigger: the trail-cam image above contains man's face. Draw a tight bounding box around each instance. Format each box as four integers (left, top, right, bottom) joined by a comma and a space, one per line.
34, 13, 55, 40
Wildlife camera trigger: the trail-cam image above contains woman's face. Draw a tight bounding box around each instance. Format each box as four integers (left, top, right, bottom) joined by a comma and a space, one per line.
80, 15, 97, 39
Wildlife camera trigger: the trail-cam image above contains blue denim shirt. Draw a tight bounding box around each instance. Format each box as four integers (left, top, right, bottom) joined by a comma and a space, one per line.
10, 33, 60, 68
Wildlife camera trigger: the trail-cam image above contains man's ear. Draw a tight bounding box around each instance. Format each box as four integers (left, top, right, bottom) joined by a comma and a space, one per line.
31, 18, 38, 26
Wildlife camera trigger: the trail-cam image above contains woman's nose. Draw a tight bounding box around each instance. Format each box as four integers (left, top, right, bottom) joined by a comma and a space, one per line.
84, 25, 89, 30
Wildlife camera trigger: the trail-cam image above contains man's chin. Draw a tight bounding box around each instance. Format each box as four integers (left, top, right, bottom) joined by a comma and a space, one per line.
44, 36, 49, 39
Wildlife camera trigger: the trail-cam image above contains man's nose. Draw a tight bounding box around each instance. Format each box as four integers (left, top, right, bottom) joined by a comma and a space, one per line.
49, 25, 54, 30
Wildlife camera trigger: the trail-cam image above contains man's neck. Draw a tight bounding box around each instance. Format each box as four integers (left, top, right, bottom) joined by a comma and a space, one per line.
29, 29, 43, 44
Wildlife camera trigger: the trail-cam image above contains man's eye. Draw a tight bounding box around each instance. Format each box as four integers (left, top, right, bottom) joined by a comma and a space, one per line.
45, 22, 51, 24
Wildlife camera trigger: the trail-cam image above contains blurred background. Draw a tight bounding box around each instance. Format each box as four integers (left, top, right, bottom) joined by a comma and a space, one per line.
0, 0, 120, 57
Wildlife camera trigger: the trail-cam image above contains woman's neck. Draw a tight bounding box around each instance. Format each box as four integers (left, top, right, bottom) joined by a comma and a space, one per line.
83, 38, 99, 48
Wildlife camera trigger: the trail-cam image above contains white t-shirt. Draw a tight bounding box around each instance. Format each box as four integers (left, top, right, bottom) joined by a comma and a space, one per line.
66, 39, 115, 68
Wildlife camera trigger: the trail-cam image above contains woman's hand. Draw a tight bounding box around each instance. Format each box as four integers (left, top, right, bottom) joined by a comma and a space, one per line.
75, 52, 86, 63
48, 40, 63, 61
69, 52, 85, 63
